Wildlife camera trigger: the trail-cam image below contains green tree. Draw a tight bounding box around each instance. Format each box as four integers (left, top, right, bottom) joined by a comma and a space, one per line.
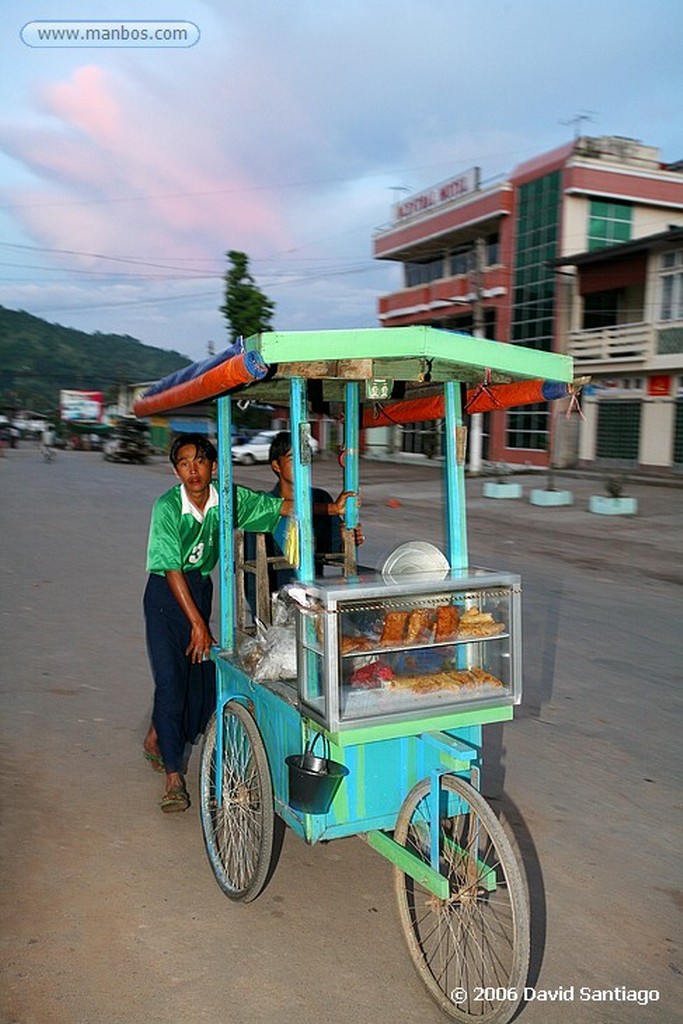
220, 250, 275, 343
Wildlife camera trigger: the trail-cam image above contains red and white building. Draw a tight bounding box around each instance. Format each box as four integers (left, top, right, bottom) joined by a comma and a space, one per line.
372, 136, 683, 471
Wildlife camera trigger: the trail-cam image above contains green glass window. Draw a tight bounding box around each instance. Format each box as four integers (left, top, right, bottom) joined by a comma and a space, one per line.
587, 199, 632, 251
510, 171, 560, 364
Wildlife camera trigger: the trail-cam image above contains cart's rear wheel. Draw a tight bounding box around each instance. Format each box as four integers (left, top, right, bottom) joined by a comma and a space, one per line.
394, 774, 529, 1023
199, 702, 277, 902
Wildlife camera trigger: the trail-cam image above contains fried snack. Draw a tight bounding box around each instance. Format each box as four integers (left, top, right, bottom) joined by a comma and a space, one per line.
434, 604, 460, 641
341, 635, 374, 654
380, 611, 409, 645
458, 606, 505, 638
404, 608, 435, 643
458, 621, 505, 638
388, 668, 504, 693
468, 666, 503, 687
460, 607, 494, 624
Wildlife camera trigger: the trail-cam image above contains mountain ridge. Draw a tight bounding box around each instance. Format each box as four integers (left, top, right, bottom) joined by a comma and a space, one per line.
0, 304, 192, 412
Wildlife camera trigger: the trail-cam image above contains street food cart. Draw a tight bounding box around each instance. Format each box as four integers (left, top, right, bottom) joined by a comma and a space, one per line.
135, 326, 573, 1023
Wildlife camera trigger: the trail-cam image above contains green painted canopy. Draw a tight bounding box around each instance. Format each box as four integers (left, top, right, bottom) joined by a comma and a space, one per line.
244, 325, 573, 403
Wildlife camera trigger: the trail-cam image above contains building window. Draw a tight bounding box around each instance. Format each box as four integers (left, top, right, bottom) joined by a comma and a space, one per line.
449, 246, 475, 277
675, 398, 683, 465
583, 290, 620, 329
505, 403, 550, 450
596, 401, 640, 460
587, 199, 632, 251
486, 232, 500, 265
405, 257, 444, 287
401, 420, 442, 458
447, 235, 500, 277
659, 249, 683, 321
510, 171, 560, 352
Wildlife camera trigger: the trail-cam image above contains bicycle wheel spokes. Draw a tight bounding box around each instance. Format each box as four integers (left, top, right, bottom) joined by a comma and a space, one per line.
395, 775, 529, 1023
199, 703, 277, 902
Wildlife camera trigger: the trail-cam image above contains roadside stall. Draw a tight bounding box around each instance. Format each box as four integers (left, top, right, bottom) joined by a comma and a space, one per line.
135, 326, 573, 1024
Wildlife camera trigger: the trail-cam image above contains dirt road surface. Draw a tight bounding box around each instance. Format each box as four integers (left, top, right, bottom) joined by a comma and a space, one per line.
1, 449, 681, 1024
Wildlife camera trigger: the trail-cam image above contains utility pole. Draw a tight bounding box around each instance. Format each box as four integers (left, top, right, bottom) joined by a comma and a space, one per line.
468, 236, 486, 474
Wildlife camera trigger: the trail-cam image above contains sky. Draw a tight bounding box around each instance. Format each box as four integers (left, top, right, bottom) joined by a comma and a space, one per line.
0, 0, 681, 363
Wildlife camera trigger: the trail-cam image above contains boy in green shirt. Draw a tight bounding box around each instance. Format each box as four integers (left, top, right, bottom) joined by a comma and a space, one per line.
142, 432, 352, 813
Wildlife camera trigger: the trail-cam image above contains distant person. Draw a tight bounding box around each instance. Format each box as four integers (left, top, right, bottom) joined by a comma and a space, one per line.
141, 432, 354, 813
40, 425, 55, 461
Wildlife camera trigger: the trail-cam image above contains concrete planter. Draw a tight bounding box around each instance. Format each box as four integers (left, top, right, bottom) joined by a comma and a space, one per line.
529, 488, 574, 507
483, 481, 523, 499
588, 495, 638, 516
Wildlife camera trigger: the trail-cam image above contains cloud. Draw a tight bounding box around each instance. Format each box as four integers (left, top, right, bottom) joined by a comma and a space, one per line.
0, 61, 292, 266
0, 0, 681, 359
41, 65, 123, 142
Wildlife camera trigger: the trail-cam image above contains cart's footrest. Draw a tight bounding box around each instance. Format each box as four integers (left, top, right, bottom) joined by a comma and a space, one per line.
361, 830, 449, 899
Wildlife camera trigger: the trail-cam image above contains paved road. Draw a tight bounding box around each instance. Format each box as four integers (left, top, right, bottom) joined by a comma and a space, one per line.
1, 448, 681, 1024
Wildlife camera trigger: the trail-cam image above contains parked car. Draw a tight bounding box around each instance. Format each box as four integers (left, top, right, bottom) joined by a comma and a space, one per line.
103, 418, 150, 464
231, 429, 319, 464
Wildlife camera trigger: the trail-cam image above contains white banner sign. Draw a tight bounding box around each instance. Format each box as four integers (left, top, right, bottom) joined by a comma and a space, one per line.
395, 167, 480, 222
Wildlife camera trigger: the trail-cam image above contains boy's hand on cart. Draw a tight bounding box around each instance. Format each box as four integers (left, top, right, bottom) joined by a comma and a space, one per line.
186, 620, 216, 663
330, 489, 360, 517
342, 523, 365, 546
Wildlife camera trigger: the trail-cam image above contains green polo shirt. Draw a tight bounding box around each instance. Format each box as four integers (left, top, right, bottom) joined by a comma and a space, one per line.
146, 482, 283, 577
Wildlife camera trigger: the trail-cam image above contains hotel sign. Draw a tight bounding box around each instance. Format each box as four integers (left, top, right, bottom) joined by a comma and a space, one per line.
394, 167, 480, 222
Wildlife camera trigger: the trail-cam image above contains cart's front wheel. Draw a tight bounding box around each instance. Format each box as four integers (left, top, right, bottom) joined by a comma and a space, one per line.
199, 702, 277, 902
394, 774, 529, 1023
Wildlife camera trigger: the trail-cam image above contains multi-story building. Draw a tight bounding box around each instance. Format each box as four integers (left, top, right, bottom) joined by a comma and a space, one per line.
372, 136, 683, 471
555, 224, 683, 472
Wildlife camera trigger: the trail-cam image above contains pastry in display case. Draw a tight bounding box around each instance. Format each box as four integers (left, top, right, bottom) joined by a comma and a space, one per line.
291, 567, 522, 732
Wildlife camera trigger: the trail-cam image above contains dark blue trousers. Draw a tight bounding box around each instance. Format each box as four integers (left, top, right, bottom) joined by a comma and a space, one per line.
143, 571, 216, 774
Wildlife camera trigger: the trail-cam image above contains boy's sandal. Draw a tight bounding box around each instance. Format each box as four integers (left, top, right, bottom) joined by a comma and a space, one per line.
160, 787, 190, 813
143, 750, 165, 773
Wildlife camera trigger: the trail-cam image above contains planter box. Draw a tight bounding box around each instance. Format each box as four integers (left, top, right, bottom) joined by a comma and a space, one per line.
588, 495, 638, 516
529, 488, 574, 507
483, 481, 523, 499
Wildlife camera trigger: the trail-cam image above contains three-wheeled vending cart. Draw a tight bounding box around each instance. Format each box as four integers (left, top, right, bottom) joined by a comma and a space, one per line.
135, 326, 573, 1023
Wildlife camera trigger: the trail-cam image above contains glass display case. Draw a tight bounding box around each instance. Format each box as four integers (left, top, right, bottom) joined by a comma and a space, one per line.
291, 567, 522, 732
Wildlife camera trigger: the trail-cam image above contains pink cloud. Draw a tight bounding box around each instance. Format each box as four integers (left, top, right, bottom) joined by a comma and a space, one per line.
40, 65, 123, 144
2, 63, 291, 268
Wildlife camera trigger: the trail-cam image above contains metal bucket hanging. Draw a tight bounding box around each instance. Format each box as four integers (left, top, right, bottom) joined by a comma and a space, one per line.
286, 733, 349, 815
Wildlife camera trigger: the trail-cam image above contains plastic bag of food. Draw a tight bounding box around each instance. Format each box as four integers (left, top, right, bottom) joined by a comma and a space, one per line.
237, 594, 298, 681
253, 624, 297, 681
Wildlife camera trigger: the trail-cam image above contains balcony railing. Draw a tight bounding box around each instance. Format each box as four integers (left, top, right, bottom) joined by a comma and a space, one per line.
567, 322, 654, 365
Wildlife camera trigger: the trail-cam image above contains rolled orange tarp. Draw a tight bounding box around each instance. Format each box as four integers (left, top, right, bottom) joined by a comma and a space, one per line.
133, 350, 268, 417
362, 379, 569, 427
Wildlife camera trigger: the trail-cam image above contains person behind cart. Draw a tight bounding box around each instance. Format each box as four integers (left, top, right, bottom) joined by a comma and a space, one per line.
243, 430, 364, 616
142, 432, 356, 813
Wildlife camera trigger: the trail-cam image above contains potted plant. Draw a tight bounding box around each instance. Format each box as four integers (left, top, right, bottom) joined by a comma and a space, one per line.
529, 462, 573, 506
588, 475, 638, 516
482, 464, 523, 499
